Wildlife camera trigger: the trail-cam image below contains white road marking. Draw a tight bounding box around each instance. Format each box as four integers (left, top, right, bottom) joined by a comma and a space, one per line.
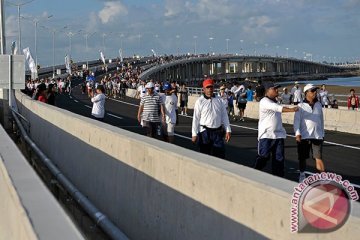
70, 96, 73, 99
107, 113, 123, 119
85, 105, 92, 109
74, 100, 79, 103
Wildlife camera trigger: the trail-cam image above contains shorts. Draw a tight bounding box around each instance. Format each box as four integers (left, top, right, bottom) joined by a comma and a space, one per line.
297, 139, 323, 160
237, 102, 247, 110
180, 100, 188, 108
163, 122, 175, 136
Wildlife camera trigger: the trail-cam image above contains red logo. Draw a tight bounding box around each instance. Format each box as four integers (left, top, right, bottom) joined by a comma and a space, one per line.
301, 183, 350, 231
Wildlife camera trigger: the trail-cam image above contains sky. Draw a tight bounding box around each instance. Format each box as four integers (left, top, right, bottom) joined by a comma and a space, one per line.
3, 0, 360, 67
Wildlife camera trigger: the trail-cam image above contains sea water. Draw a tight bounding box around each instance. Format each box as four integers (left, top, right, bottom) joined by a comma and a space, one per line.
281, 76, 360, 87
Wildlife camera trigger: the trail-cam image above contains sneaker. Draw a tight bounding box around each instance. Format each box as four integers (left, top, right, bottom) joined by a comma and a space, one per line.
299, 172, 306, 183
241, 118, 245, 122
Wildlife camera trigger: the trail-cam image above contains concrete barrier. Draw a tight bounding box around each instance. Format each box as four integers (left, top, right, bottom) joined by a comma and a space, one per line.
14, 91, 360, 240
0, 124, 83, 240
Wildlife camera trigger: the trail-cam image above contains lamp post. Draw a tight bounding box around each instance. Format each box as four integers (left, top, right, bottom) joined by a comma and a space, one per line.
286, 47, 289, 58
41, 25, 67, 78
209, 37, 214, 54
137, 34, 141, 56
0, 0, 5, 54
176, 35, 180, 55
33, 15, 52, 69
193, 35, 197, 55
85, 31, 96, 70
240, 39, 243, 55
226, 38, 230, 54
7, 0, 34, 52
66, 29, 81, 60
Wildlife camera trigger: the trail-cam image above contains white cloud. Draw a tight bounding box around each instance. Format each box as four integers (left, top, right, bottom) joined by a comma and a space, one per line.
98, 1, 128, 24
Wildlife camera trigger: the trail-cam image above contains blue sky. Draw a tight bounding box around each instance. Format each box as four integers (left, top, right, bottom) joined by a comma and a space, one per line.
3, 0, 360, 66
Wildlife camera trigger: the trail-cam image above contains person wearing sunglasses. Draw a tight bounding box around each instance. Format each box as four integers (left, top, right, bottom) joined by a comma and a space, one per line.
294, 84, 325, 182
255, 82, 299, 177
192, 79, 231, 159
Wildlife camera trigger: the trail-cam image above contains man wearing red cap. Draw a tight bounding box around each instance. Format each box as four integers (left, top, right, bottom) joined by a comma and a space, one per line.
192, 79, 231, 159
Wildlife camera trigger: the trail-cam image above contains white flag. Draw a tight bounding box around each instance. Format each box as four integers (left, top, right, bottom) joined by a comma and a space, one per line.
119, 49, 123, 62
23, 47, 37, 74
65, 54, 72, 75
100, 51, 106, 64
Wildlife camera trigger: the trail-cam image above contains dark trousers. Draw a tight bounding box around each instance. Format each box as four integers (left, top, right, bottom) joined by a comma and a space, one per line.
198, 128, 225, 159
254, 138, 285, 177
143, 121, 160, 138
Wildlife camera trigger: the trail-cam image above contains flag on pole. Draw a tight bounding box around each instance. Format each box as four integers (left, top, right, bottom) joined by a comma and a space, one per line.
23, 47, 37, 74
11, 41, 18, 55
65, 54, 72, 75
100, 51, 106, 64
119, 48, 123, 62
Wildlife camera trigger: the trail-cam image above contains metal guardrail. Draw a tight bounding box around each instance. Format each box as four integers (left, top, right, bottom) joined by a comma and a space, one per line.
10, 107, 129, 240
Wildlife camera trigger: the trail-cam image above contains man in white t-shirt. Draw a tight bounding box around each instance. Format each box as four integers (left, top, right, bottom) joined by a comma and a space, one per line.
91, 85, 106, 121
255, 82, 298, 177
294, 84, 325, 182
137, 80, 146, 99
162, 82, 178, 143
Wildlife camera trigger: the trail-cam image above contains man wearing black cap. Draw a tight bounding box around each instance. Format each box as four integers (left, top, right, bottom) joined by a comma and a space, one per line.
254, 82, 298, 177
294, 84, 325, 182
192, 78, 231, 159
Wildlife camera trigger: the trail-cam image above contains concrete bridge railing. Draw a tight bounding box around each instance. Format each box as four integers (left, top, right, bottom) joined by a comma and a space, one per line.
0, 122, 83, 239
12, 90, 360, 240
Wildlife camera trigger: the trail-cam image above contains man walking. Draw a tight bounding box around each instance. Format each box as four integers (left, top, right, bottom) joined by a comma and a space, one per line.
162, 82, 178, 143
137, 82, 165, 138
192, 79, 231, 159
254, 82, 298, 177
294, 84, 325, 182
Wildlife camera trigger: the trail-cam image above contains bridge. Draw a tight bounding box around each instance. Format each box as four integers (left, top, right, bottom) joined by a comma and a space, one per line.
0, 56, 360, 239
139, 55, 354, 84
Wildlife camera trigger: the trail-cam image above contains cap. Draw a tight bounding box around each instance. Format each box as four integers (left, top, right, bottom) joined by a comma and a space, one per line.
303, 84, 319, 93
145, 82, 155, 89
203, 79, 214, 88
294, 81, 299, 84
283, 87, 287, 91
264, 82, 281, 90
163, 82, 171, 91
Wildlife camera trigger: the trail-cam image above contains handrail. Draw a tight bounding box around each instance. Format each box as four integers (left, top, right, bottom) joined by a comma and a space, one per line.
11, 108, 129, 240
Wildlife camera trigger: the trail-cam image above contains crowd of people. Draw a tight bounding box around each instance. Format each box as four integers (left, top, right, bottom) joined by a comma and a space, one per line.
23, 58, 359, 183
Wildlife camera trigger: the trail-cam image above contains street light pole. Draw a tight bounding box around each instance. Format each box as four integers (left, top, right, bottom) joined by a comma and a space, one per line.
209, 37, 214, 54
193, 35, 197, 55
286, 47, 289, 58
7, 0, 34, 52
0, 0, 5, 54
226, 38, 230, 54
176, 35, 180, 56
240, 39, 243, 55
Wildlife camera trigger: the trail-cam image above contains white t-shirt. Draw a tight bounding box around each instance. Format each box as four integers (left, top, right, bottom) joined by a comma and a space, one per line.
137, 85, 146, 98
319, 90, 329, 105
293, 88, 303, 103
258, 97, 286, 140
164, 94, 178, 124
91, 93, 106, 118
294, 101, 324, 139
